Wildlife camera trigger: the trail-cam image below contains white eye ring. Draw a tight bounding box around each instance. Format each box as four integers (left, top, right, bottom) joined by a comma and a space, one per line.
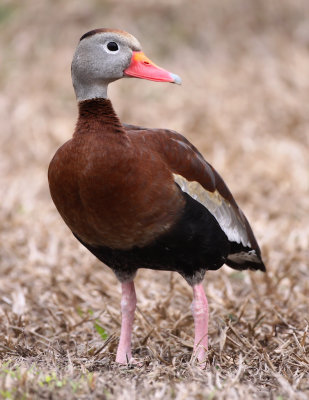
103, 41, 120, 54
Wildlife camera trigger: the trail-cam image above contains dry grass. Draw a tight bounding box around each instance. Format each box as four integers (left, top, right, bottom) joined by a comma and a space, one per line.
1, 0, 309, 398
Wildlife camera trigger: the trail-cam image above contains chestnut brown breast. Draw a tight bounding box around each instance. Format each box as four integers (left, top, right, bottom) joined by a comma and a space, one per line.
48, 99, 185, 250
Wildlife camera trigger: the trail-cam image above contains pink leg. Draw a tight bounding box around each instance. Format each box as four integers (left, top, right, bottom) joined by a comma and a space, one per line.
191, 283, 209, 364
116, 281, 137, 364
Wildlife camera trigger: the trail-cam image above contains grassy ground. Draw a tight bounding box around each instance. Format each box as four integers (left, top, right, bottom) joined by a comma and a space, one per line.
1, 0, 309, 398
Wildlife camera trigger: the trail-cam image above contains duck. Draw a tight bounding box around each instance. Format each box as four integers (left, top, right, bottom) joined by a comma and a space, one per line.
48, 28, 266, 365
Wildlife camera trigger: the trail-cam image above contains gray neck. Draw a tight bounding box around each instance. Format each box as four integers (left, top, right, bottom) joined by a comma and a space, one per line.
73, 81, 109, 101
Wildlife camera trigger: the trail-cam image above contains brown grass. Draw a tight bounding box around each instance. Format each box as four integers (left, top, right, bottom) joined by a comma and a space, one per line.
0, 0, 309, 398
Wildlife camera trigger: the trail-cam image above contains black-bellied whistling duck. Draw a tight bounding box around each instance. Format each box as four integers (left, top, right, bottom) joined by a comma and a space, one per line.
48, 28, 265, 365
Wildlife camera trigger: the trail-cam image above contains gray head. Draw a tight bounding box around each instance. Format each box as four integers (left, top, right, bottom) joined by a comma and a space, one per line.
72, 28, 181, 102
72, 29, 141, 101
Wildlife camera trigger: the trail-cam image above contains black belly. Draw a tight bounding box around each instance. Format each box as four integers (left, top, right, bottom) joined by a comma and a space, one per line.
73, 192, 231, 285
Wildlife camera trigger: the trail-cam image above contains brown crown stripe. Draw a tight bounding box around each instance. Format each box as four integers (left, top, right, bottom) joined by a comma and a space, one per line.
80, 28, 130, 41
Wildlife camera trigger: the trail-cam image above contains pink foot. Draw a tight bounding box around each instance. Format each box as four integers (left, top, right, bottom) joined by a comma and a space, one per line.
116, 281, 137, 364
191, 283, 209, 366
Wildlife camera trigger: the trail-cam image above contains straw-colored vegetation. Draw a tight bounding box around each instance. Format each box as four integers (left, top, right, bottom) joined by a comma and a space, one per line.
0, 0, 308, 398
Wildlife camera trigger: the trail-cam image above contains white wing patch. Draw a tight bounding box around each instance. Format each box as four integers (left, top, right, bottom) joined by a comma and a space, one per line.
173, 174, 251, 248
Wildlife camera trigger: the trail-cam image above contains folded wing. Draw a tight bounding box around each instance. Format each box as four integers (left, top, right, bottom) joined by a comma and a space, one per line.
125, 125, 265, 271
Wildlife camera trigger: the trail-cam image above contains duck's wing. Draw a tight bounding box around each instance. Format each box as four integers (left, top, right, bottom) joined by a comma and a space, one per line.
123, 123, 147, 131
127, 126, 265, 272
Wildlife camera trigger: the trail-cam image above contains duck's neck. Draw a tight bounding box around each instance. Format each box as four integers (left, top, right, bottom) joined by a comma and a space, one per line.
74, 80, 108, 102
74, 98, 125, 136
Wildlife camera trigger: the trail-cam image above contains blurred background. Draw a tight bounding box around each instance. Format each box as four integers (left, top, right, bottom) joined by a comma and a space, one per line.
0, 0, 308, 397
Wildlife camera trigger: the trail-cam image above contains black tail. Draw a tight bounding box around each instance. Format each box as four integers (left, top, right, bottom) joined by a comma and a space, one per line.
225, 242, 266, 272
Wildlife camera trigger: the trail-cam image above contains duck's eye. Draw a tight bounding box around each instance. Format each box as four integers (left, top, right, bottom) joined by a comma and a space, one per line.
107, 42, 119, 52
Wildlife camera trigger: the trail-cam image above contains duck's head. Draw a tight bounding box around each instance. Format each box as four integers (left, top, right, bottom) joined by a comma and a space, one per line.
72, 28, 182, 102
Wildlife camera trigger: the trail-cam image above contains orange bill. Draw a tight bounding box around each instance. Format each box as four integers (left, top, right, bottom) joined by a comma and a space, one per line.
124, 51, 181, 84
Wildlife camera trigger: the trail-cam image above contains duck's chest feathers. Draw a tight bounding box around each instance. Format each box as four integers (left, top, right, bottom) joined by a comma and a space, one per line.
49, 133, 184, 250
